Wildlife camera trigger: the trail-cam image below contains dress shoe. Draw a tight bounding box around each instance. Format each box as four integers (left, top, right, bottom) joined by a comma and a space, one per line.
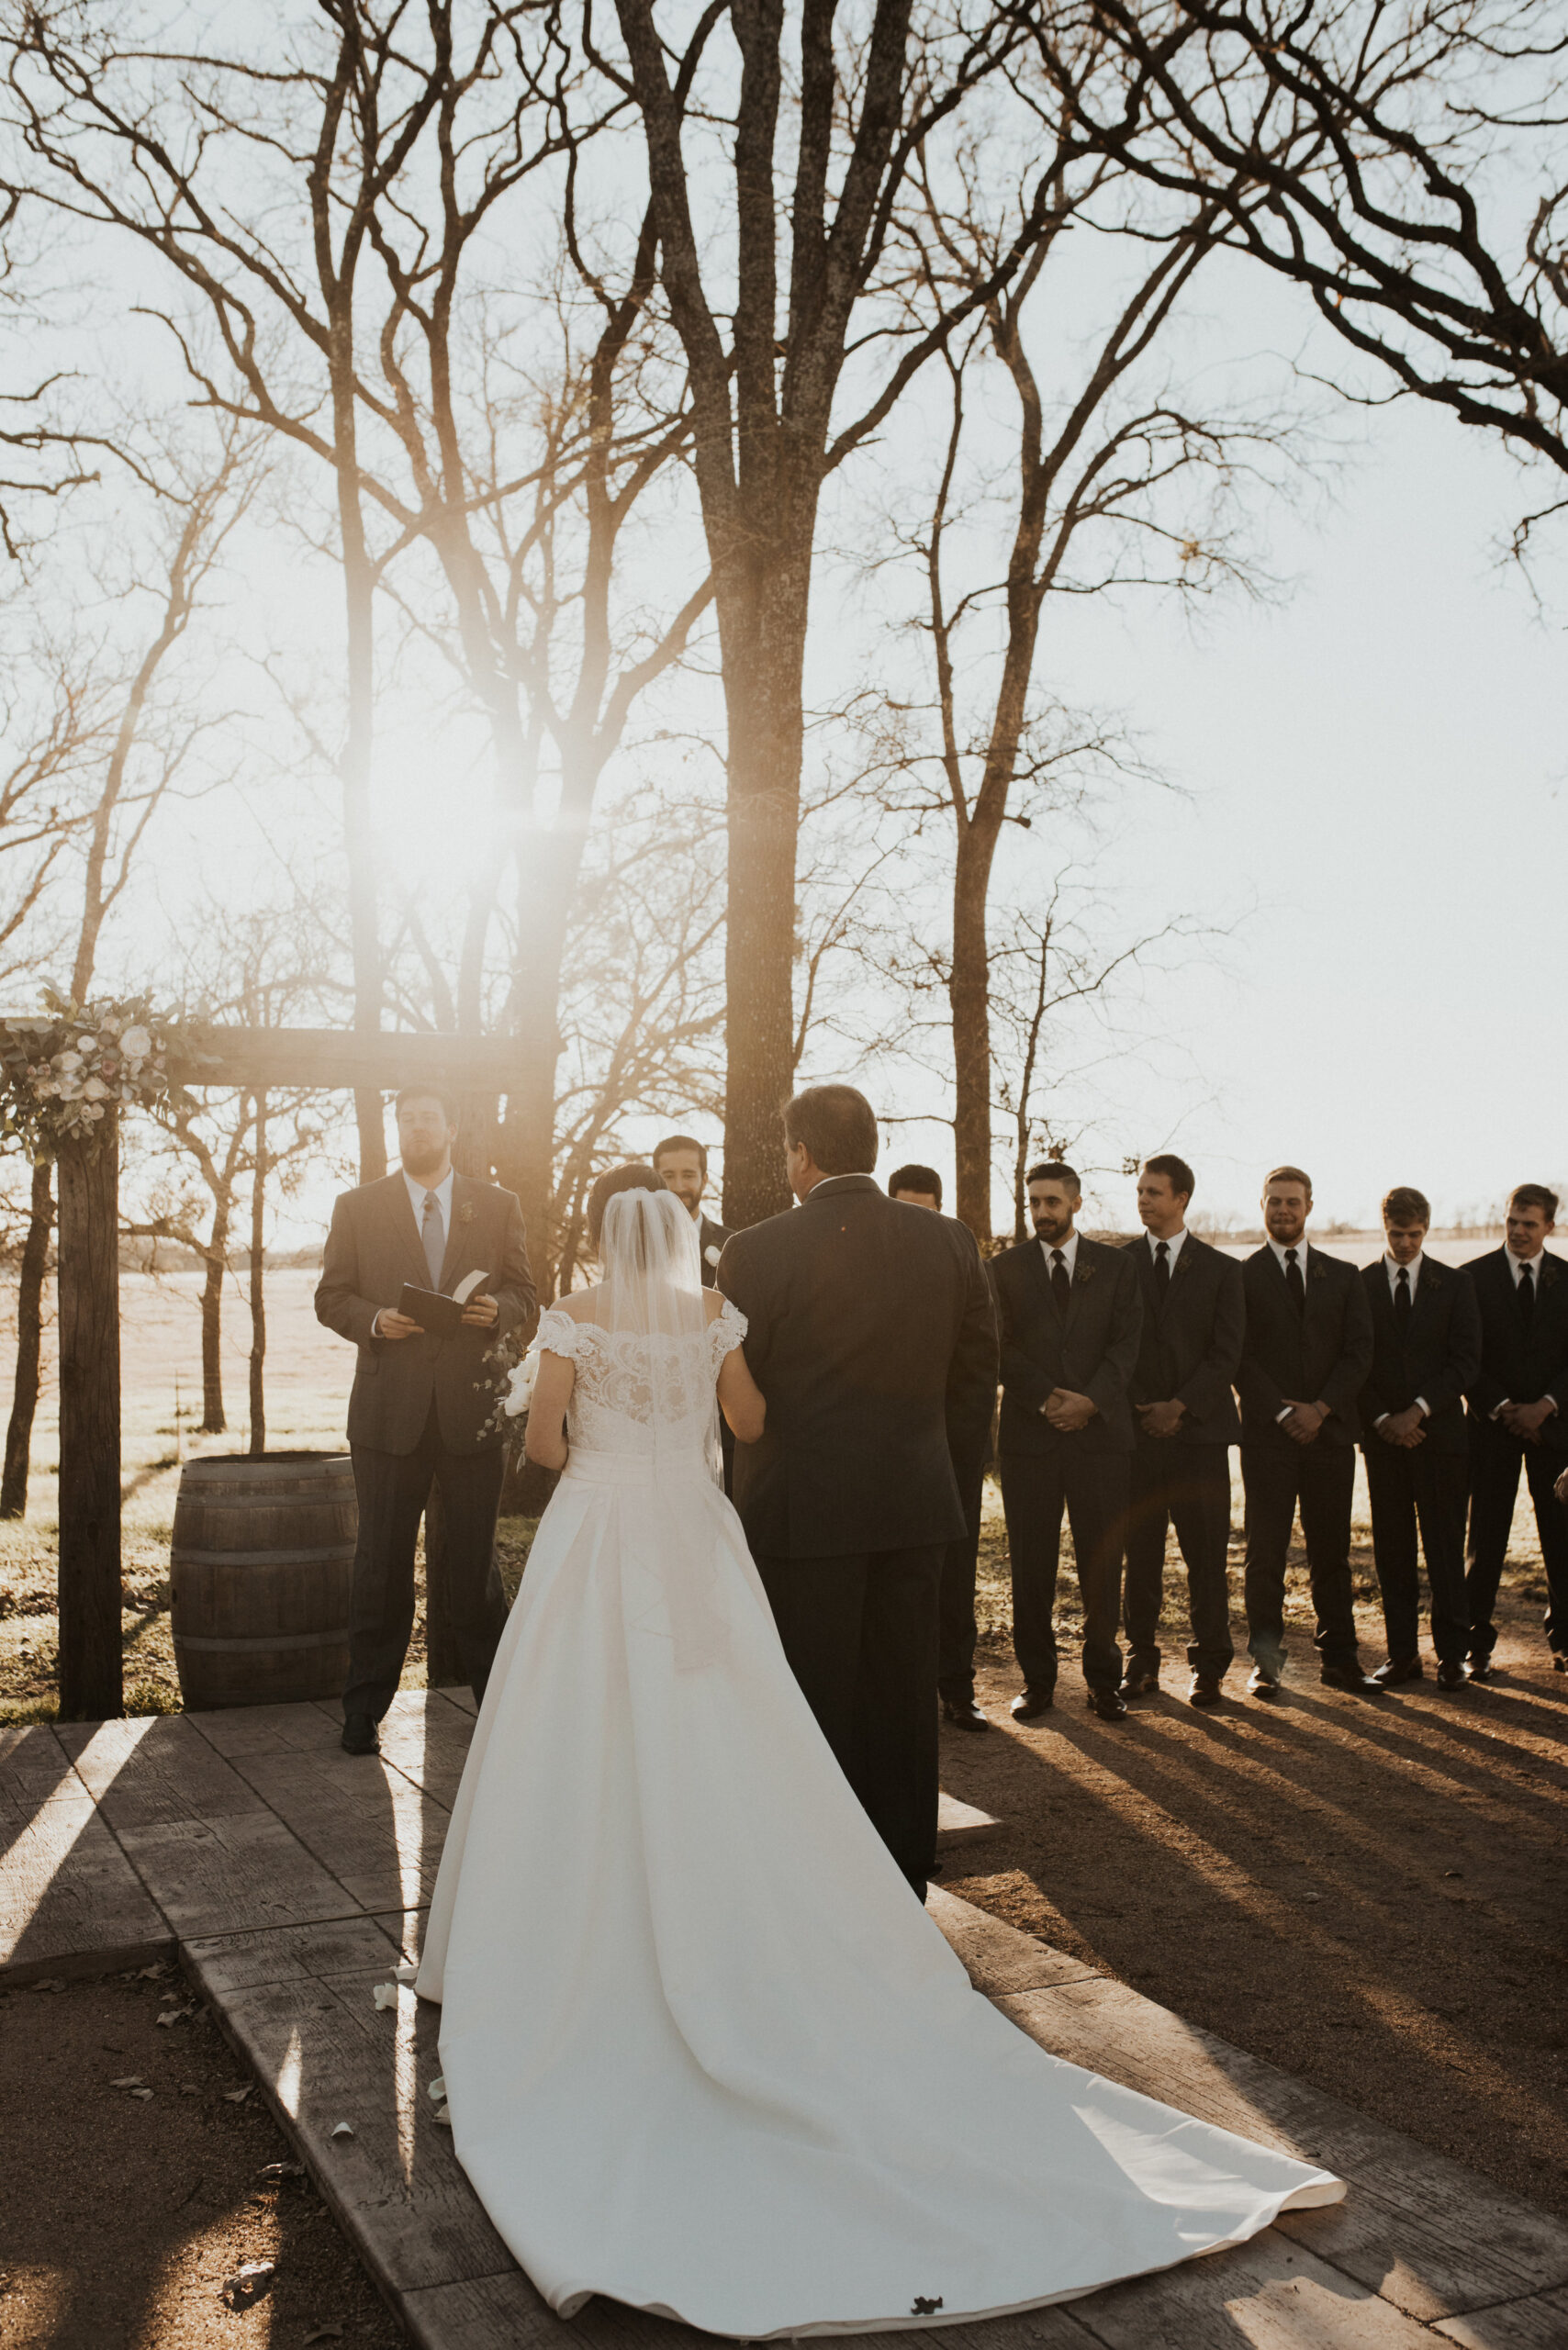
1246, 1664, 1282, 1698
1372, 1655, 1423, 1687
1188, 1673, 1224, 1707
1466, 1658, 1494, 1684
1554, 1651, 1568, 1673
1120, 1668, 1159, 1698
1086, 1687, 1127, 1722
942, 1695, 991, 1732
1320, 1663, 1383, 1695
1010, 1688, 1055, 1723
1435, 1659, 1468, 1691
340, 1712, 380, 1755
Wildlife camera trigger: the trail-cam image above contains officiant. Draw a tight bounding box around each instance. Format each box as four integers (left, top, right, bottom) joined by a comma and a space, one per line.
316, 1088, 537, 1755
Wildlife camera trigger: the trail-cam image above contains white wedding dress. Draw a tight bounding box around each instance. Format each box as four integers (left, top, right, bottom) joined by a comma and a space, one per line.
416, 1190, 1341, 2339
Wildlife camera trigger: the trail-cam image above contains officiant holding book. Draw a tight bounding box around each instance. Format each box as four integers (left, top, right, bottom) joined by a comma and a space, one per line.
316, 1089, 537, 1754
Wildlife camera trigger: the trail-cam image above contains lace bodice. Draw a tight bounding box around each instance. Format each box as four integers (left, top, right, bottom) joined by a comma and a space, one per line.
536, 1298, 747, 1458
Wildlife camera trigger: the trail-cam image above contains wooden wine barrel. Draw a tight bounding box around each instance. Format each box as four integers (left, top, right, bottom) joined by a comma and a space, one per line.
170, 1452, 356, 1710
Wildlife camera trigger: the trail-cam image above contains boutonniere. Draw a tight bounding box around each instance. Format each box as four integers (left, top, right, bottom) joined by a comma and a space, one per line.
459, 1202, 476, 1226
1076, 1261, 1096, 1284
1311, 1261, 1327, 1281
704, 1243, 722, 1268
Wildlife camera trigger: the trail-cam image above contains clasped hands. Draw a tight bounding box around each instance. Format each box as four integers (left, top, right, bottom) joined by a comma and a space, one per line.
1499, 1398, 1555, 1443
1279, 1399, 1328, 1446
378, 1293, 500, 1341
1040, 1387, 1097, 1433
1376, 1405, 1427, 1449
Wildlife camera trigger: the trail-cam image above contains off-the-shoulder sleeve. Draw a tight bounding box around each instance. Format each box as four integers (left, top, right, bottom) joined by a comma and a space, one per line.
537, 1307, 586, 1360
709, 1295, 748, 1369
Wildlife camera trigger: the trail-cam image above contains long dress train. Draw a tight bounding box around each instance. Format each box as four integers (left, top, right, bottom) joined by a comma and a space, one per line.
417, 1299, 1340, 2338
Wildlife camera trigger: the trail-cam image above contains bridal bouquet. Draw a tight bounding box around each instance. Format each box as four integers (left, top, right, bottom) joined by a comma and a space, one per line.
502, 1345, 541, 1418
0, 990, 198, 1159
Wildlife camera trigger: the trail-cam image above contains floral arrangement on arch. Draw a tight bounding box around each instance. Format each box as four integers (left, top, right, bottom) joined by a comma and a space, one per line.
0, 990, 197, 1158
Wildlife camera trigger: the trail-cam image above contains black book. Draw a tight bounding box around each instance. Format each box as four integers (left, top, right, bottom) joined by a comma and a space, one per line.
398, 1267, 489, 1338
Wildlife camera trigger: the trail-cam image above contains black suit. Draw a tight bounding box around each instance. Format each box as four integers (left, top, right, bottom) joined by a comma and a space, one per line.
1238, 1244, 1372, 1676
1358, 1256, 1481, 1667
717, 1177, 997, 1893
940, 1225, 999, 1706
1121, 1233, 1243, 1682
991, 1235, 1141, 1695
698, 1214, 732, 1288
1463, 1247, 1568, 1663
315, 1173, 537, 1718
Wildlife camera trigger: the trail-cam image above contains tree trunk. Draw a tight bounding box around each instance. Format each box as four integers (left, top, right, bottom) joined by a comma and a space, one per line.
949, 823, 995, 1242
248, 1096, 266, 1457
199, 1207, 230, 1434
716, 540, 813, 1231
56, 1119, 121, 1721
332, 364, 386, 1186
1, 1159, 53, 1519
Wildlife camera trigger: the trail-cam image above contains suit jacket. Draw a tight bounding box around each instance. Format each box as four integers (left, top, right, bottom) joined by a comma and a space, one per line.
991, 1235, 1142, 1458
716, 1175, 997, 1559
315, 1172, 537, 1457
698, 1214, 732, 1291
1358, 1257, 1481, 1457
1123, 1232, 1243, 1448
1463, 1246, 1568, 1454
1238, 1244, 1372, 1449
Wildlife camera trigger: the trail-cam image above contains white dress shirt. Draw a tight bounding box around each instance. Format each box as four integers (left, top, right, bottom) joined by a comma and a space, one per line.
1038, 1229, 1080, 1281
374, 1167, 455, 1337
1375, 1250, 1428, 1425
1148, 1226, 1187, 1272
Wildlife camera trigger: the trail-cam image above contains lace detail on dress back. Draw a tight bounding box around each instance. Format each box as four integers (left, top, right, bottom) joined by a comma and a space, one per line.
537, 1298, 746, 1460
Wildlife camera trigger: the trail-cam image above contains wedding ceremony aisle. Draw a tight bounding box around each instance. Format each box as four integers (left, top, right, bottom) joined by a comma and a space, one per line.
4, 1684, 1566, 2349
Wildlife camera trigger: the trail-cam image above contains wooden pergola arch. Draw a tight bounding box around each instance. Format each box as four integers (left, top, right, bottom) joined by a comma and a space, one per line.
3, 1021, 521, 1721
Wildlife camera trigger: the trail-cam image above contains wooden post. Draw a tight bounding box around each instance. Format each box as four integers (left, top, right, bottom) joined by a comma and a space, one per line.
248, 1091, 267, 1457
56, 1114, 122, 1720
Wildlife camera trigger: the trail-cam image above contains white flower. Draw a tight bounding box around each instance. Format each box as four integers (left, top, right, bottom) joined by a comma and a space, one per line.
84, 1102, 104, 1121
53, 1050, 82, 1073
82, 1076, 109, 1101
75, 1034, 96, 1053
704, 1244, 722, 1267
503, 1348, 540, 1417
120, 1024, 151, 1059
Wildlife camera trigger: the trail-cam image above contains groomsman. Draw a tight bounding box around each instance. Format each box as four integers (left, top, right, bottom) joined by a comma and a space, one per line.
991, 1163, 1141, 1721
1238, 1167, 1378, 1696
1358, 1188, 1481, 1690
1463, 1184, 1568, 1678
653, 1133, 731, 1284
889, 1165, 995, 1731
1120, 1155, 1244, 1707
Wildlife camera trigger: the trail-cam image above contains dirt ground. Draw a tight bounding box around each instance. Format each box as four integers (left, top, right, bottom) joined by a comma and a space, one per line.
945, 1547, 1568, 2226
0, 1960, 403, 2350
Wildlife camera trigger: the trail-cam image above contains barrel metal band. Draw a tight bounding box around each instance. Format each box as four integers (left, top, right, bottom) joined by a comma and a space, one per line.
173, 1626, 351, 1654
171, 1546, 355, 1568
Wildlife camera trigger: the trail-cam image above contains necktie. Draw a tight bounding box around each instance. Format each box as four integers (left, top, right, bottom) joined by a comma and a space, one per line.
422, 1190, 445, 1289
1154, 1239, 1170, 1296
1050, 1248, 1070, 1315
1518, 1260, 1535, 1332
1284, 1247, 1305, 1315
1394, 1264, 1411, 1335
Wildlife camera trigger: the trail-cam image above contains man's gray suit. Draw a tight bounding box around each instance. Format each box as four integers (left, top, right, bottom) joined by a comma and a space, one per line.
316, 1171, 537, 1718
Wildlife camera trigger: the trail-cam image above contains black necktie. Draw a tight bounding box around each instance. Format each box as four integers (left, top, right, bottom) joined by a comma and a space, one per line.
1394, 1264, 1411, 1335
1154, 1239, 1170, 1296
1284, 1248, 1305, 1315
1050, 1248, 1070, 1315
1518, 1261, 1535, 1332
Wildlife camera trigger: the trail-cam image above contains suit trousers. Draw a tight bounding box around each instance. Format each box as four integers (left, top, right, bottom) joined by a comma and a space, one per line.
1122, 1441, 1235, 1680
1240, 1444, 1361, 1675
1362, 1439, 1469, 1665
999, 1450, 1127, 1695
937, 1460, 985, 1702
756, 1546, 944, 1899
343, 1404, 509, 1720
1465, 1415, 1568, 1661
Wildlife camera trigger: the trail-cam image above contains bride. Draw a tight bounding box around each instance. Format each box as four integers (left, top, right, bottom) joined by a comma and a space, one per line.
416, 1163, 1340, 2338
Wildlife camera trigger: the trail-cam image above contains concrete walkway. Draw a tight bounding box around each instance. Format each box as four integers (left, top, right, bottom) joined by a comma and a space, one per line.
4, 1692, 1566, 2348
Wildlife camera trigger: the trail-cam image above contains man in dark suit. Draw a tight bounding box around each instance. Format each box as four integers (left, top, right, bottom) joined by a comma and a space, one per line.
717, 1088, 996, 1897
1463, 1182, 1568, 1678
1238, 1165, 1378, 1696
1120, 1154, 1244, 1707
888, 1163, 996, 1733
1359, 1186, 1481, 1691
316, 1089, 537, 1753
991, 1162, 1142, 1723
653, 1133, 732, 1285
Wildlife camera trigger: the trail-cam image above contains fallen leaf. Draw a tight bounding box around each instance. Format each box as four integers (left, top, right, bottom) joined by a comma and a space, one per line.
130, 2087, 154, 2100
136, 1963, 168, 1980
304, 2327, 345, 2344
427, 2075, 447, 2105
156, 2007, 193, 2028
110, 2075, 144, 2089
371, 1980, 398, 2010
330, 2121, 354, 2140
433, 2107, 453, 2129
220, 2260, 275, 2311
393, 1960, 419, 1985
256, 2161, 305, 2183
30, 1977, 66, 1993
222, 2086, 252, 2105
180, 2084, 201, 2096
